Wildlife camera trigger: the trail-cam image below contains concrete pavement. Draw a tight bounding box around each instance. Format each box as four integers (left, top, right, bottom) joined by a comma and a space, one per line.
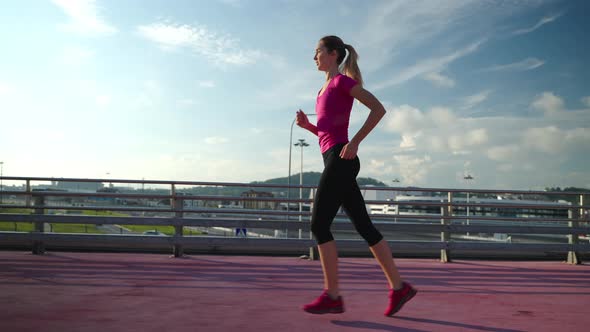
1, 251, 589, 332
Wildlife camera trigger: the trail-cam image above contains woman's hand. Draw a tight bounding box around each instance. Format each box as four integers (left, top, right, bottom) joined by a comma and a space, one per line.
340, 141, 358, 159
296, 109, 310, 129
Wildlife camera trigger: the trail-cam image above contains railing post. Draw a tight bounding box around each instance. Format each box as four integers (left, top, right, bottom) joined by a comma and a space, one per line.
171, 184, 184, 257
25, 180, 31, 207
440, 192, 452, 263
32, 192, 45, 255
567, 195, 583, 264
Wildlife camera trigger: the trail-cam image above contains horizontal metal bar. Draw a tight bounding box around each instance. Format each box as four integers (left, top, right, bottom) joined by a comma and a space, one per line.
2, 190, 173, 199
448, 224, 589, 235
370, 201, 579, 209
1, 208, 588, 224
0, 214, 311, 231
0, 205, 314, 217
0, 191, 307, 203
447, 242, 590, 252
366, 199, 577, 208
4, 194, 587, 212
367, 213, 587, 223
0, 232, 318, 252
3, 214, 589, 236
2, 176, 589, 195
0, 204, 176, 213
0, 176, 318, 190
1, 233, 588, 253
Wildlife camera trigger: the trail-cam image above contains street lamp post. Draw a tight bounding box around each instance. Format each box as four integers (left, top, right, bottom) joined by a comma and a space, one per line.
464, 174, 474, 236
287, 113, 315, 217
294, 139, 309, 223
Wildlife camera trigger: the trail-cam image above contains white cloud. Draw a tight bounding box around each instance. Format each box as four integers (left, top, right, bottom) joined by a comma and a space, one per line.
198, 81, 216, 88
379, 96, 586, 185
423, 71, 455, 88
581, 96, 590, 108
512, 12, 563, 35
373, 39, 484, 90
523, 126, 590, 154
487, 145, 520, 161
448, 129, 488, 153
52, 0, 117, 36
137, 22, 264, 66
59, 46, 94, 66
531, 91, 564, 115
462, 90, 492, 110
428, 137, 446, 152
384, 104, 490, 155
362, 157, 395, 179
385, 104, 425, 134
429, 107, 457, 126
523, 126, 562, 153
400, 133, 420, 150
564, 128, 590, 147
466, 128, 488, 146
205, 136, 229, 144
394, 154, 432, 185
448, 135, 464, 152
481, 57, 544, 72
385, 105, 459, 135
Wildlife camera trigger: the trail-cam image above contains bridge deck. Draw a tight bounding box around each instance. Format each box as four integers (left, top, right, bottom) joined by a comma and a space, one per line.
1, 251, 589, 332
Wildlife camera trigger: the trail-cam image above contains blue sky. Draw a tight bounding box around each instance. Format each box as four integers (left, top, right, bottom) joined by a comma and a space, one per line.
0, 0, 589, 190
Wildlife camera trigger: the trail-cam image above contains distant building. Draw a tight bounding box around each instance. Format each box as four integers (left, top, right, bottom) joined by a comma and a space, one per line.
53, 181, 103, 192
241, 190, 276, 210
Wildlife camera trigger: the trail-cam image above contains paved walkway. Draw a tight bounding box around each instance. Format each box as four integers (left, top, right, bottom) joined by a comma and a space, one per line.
1, 251, 589, 332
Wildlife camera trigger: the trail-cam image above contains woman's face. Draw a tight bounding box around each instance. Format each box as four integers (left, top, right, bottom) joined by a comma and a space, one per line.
314, 41, 337, 71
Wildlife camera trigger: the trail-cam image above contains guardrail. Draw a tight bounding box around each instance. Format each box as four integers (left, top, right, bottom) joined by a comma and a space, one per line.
0, 176, 588, 263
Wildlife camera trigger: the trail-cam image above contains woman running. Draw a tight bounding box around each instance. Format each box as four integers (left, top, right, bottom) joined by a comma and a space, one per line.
296, 35, 417, 316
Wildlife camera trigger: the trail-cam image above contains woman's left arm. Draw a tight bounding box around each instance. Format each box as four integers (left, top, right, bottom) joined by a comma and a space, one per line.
339, 85, 387, 159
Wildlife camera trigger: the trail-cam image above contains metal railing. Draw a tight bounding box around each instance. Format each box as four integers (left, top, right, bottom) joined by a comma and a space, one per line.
0, 176, 588, 263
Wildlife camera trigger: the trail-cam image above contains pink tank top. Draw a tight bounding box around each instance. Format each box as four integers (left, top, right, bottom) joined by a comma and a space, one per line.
315, 74, 358, 153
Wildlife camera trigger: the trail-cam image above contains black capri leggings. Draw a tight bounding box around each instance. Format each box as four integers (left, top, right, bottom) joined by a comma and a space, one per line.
310, 143, 384, 246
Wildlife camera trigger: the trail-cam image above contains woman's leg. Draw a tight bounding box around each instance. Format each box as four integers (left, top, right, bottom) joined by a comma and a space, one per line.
310, 152, 344, 298
343, 188, 403, 290
318, 240, 340, 298
303, 147, 347, 313
369, 239, 403, 290
340, 158, 403, 290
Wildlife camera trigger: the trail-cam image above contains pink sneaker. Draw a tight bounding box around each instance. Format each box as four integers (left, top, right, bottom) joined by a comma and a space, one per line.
385, 282, 417, 316
302, 291, 344, 314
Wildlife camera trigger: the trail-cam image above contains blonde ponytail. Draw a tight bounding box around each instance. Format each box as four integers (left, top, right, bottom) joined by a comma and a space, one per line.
320, 36, 364, 86
343, 44, 363, 87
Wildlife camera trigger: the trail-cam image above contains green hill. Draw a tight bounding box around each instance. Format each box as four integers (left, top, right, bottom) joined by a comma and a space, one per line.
249, 172, 387, 199
120, 172, 388, 199
252, 172, 388, 187
168, 172, 388, 198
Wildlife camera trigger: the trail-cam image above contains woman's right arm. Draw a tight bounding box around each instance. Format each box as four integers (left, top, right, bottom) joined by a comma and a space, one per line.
296, 110, 318, 136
